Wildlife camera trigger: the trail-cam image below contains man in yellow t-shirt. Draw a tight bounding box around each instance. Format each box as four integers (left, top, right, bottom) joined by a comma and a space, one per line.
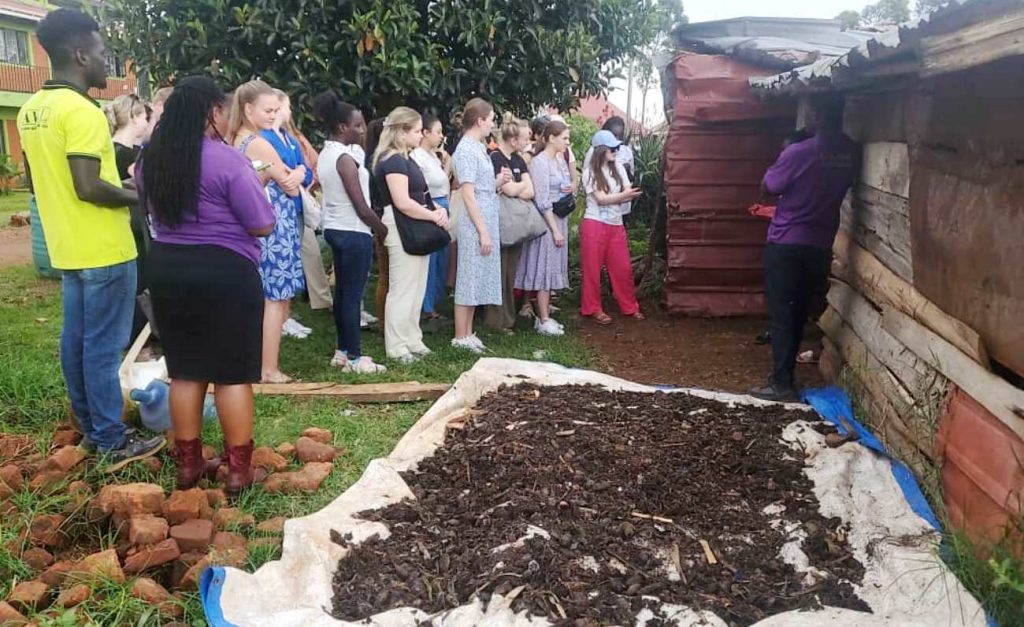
18, 8, 164, 471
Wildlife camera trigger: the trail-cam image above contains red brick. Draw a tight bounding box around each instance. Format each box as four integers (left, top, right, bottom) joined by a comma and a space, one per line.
28, 514, 66, 548
161, 488, 211, 525
129, 577, 171, 605
93, 483, 165, 519
39, 561, 75, 587
169, 519, 213, 553
76, 549, 125, 584
7, 580, 50, 612
0, 464, 23, 493
127, 515, 169, 546
22, 548, 54, 571
295, 437, 337, 463
251, 447, 288, 472
43, 446, 86, 472
123, 538, 181, 574
0, 501, 16, 517
50, 429, 81, 448
213, 508, 255, 532
204, 489, 227, 509
28, 470, 66, 492
141, 457, 163, 473
301, 427, 333, 444
178, 556, 211, 590
274, 442, 296, 458
201, 445, 217, 461
209, 531, 248, 568
0, 434, 33, 460
66, 480, 90, 496
263, 462, 333, 494
54, 583, 89, 608
0, 601, 27, 624
256, 516, 287, 534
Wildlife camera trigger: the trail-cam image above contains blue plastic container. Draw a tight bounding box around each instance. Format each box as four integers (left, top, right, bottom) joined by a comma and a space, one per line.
130, 379, 218, 433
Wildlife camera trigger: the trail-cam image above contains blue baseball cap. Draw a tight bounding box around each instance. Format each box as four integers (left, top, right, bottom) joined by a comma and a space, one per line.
591, 129, 622, 149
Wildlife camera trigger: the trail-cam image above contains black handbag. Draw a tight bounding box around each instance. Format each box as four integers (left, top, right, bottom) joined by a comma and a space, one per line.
552, 193, 576, 218
394, 190, 451, 256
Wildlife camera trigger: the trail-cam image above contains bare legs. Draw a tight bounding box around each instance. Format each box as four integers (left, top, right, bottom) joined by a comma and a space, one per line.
168, 380, 254, 447
536, 290, 553, 321
261, 298, 291, 382
454, 304, 476, 339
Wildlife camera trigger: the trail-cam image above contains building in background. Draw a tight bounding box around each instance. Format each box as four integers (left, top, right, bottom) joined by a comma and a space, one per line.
0, 0, 136, 164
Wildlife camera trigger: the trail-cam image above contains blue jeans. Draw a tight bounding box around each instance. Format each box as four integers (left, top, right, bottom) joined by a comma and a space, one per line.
61, 260, 137, 451
324, 229, 373, 359
422, 196, 450, 314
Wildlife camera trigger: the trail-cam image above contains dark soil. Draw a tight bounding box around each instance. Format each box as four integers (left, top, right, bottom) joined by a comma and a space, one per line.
330, 384, 868, 626
578, 310, 825, 392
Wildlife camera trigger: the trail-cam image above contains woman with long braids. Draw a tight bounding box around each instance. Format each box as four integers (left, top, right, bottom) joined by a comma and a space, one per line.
138, 76, 275, 497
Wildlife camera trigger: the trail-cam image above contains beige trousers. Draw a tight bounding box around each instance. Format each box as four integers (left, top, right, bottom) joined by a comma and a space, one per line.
383, 207, 429, 359
301, 226, 333, 310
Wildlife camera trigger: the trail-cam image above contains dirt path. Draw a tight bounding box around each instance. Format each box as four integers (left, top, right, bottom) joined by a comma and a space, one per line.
578, 307, 824, 393
0, 226, 31, 267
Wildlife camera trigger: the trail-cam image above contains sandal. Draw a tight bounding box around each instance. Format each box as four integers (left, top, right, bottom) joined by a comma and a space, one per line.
591, 312, 613, 326
627, 312, 646, 321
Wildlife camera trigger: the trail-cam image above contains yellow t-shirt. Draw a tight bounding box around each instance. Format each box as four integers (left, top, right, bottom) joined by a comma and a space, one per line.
17, 82, 136, 270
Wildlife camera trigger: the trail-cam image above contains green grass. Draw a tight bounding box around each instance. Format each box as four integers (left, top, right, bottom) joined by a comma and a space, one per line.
0, 190, 30, 227
0, 259, 593, 625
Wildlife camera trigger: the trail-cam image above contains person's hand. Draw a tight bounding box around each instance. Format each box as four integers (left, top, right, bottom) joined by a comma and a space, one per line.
552, 229, 565, 247
625, 186, 643, 200
280, 178, 300, 196
287, 168, 306, 188
432, 209, 450, 230
373, 223, 388, 240
480, 231, 493, 257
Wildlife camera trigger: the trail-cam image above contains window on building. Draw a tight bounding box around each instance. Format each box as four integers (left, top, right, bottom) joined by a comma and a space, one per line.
0, 28, 29, 65
105, 54, 126, 78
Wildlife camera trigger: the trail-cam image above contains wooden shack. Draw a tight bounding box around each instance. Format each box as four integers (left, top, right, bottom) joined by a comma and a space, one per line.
753, 0, 1024, 547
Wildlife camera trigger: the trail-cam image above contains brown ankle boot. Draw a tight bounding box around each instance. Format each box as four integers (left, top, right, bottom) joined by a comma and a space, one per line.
223, 440, 266, 498
174, 438, 206, 489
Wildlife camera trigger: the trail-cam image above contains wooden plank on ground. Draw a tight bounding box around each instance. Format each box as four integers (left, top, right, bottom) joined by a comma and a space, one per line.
833, 230, 988, 367
861, 142, 910, 198
882, 306, 1024, 441
247, 381, 450, 403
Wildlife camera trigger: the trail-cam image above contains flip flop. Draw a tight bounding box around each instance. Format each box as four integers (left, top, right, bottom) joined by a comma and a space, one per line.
592, 312, 613, 325
627, 312, 646, 321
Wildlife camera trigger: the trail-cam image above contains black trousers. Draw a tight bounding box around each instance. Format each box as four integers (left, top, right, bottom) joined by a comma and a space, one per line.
764, 243, 831, 388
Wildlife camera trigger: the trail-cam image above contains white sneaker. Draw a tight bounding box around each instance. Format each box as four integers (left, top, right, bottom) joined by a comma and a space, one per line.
410, 345, 432, 357
452, 335, 485, 354
288, 318, 312, 334
329, 350, 349, 369
282, 319, 309, 339
535, 318, 564, 336
518, 303, 535, 318
394, 353, 419, 365
360, 310, 378, 328
350, 356, 387, 374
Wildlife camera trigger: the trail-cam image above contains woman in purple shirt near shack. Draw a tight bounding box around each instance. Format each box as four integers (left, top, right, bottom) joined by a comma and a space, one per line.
139, 76, 276, 499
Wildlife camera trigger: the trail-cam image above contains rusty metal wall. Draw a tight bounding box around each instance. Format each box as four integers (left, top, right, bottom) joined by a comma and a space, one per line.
664, 52, 796, 316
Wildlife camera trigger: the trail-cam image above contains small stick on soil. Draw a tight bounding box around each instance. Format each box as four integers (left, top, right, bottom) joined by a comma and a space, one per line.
631, 511, 675, 524
670, 543, 687, 585
699, 539, 719, 565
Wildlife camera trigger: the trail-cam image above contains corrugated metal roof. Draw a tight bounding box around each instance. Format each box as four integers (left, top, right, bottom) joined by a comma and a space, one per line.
673, 17, 874, 71
750, 0, 1021, 92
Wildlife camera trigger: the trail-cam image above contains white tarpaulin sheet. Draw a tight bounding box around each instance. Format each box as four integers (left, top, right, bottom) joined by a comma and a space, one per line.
201, 358, 987, 627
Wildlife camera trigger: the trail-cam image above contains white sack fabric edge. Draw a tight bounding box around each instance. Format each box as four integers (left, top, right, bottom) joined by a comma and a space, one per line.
201, 357, 987, 627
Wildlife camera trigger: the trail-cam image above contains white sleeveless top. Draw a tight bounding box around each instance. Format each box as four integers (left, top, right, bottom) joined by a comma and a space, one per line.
318, 141, 371, 234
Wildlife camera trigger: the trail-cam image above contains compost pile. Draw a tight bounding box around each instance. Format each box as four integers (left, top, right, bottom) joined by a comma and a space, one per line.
330, 384, 869, 626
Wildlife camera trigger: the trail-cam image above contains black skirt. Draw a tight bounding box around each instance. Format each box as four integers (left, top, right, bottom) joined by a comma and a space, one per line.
148, 242, 264, 384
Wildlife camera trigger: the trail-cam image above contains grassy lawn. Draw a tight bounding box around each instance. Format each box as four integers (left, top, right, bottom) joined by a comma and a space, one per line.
0, 261, 593, 625
0, 190, 30, 228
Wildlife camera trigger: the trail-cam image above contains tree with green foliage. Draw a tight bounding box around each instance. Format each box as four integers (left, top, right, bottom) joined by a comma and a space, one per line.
836, 10, 862, 30
101, 0, 667, 121
860, 0, 910, 26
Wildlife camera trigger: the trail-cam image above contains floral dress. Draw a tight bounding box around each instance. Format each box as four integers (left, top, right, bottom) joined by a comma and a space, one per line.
453, 137, 502, 306
239, 133, 306, 301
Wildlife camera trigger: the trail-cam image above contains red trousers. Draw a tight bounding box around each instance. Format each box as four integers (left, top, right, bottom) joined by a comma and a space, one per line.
579, 218, 640, 316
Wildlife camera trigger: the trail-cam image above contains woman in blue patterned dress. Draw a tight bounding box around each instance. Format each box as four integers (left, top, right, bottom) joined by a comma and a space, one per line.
451, 98, 506, 353
229, 80, 308, 383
